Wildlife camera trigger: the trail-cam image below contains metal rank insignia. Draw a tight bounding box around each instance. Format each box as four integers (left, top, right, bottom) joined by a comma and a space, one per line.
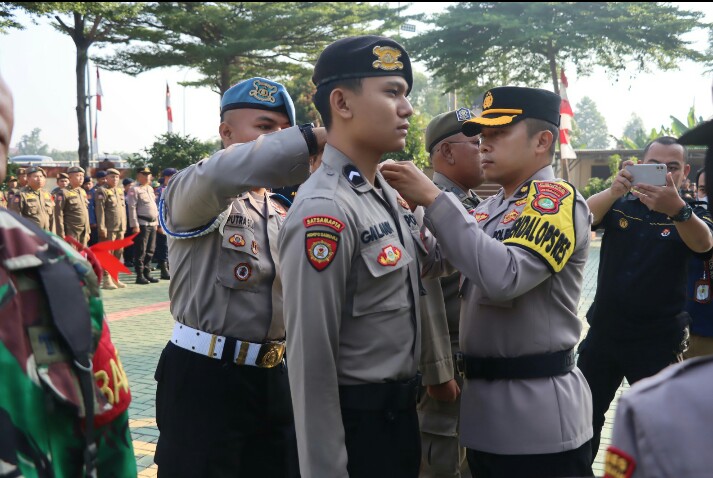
456, 107, 472, 122
249, 79, 277, 103
372, 46, 404, 71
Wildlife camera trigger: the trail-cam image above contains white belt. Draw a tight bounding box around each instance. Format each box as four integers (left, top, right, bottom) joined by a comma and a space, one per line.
170, 322, 285, 368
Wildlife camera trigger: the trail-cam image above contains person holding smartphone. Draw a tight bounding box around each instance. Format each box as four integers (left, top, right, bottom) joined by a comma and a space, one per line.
578, 135, 713, 462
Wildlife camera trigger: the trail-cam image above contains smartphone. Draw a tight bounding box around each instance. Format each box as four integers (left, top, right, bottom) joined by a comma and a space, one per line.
625, 164, 667, 186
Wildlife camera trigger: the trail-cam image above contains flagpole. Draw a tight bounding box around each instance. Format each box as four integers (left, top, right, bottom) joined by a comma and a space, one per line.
86, 60, 94, 163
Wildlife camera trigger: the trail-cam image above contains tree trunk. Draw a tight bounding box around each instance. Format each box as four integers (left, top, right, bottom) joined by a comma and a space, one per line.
76, 44, 90, 171
547, 49, 568, 180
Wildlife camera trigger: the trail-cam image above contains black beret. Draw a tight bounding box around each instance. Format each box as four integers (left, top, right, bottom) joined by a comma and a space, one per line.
463, 86, 561, 137
313, 35, 413, 95
122, 178, 134, 186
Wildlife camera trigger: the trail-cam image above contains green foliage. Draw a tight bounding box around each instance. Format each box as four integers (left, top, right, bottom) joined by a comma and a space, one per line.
570, 97, 609, 149
408, 3, 709, 95
613, 105, 708, 149
15, 128, 49, 156
382, 112, 429, 170
97, 2, 410, 95
283, 67, 321, 125
128, 133, 218, 175
581, 154, 630, 198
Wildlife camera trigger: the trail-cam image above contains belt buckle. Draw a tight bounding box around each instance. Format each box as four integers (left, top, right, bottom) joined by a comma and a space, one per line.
454, 352, 465, 378
256, 342, 285, 368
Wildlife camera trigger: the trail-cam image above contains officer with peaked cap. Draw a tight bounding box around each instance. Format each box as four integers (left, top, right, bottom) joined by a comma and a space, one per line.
382, 86, 594, 477
95, 168, 127, 289
154, 76, 325, 477
127, 166, 159, 284
11, 165, 55, 232
417, 107, 485, 478
601, 113, 713, 478
55, 165, 91, 245
278, 35, 430, 478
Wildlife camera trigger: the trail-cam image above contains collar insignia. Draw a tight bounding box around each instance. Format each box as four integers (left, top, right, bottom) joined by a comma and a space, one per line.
372, 46, 404, 71
343, 165, 365, 187
249, 79, 277, 104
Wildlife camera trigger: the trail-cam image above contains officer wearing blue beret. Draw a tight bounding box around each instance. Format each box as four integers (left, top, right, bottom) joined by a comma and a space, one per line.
154, 77, 326, 477
278, 35, 428, 478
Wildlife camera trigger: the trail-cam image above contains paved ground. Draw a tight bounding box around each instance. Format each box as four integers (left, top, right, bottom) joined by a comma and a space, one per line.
105, 234, 623, 477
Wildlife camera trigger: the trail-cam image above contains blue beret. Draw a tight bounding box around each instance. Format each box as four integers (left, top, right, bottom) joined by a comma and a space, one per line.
95, 170, 107, 178
220, 77, 296, 126
313, 35, 413, 96
122, 178, 134, 186
162, 167, 177, 177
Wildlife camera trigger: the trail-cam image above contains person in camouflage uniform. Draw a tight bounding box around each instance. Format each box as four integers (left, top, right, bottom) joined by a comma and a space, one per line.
0, 72, 137, 478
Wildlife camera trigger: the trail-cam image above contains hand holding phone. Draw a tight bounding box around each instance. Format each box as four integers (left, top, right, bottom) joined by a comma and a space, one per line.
625, 164, 667, 186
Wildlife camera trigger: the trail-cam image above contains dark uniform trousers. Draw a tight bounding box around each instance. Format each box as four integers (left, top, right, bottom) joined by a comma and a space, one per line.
576, 327, 683, 457
339, 377, 421, 478
134, 225, 157, 273
154, 342, 299, 477
154, 232, 168, 264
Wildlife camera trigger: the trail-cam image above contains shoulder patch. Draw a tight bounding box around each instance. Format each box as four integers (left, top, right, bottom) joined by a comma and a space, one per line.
303, 215, 345, 232
603, 446, 636, 478
306, 231, 339, 271
503, 180, 576, 273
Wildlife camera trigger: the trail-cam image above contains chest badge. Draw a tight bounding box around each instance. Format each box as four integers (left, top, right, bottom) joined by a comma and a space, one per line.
234, 263, 252, 281
305, 231, 339, 272
251, 240, 259, 255
474, 212, 489, 223
228, 234, 246, 247
619, 218, 629, 229
397, 197, 410, 210
501, 209, 520, 224
377, 244, 402, 266
661, 228, 671, 237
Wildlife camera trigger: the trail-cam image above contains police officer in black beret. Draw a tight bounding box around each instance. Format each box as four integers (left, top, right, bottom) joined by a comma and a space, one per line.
279, 35, 427, 478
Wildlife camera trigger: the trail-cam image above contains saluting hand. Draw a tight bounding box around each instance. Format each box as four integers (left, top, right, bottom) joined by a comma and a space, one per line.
631, 172, 686, 217
427, 379, 461, 402
380, 161, 441, 207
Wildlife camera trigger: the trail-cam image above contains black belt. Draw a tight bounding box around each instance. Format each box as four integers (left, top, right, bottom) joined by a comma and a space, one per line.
339, 374, 421, 411
138, 215, 157, 222
455, 348, 575, 380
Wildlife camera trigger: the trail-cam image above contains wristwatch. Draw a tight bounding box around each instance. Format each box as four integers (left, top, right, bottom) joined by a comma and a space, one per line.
670, 203, 693, 222
298, 123, 319, 156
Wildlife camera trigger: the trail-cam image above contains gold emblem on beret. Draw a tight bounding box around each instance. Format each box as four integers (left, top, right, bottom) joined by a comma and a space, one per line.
372, 46, 404, 71
483, 91, 494, 109
249, 79, 277, 104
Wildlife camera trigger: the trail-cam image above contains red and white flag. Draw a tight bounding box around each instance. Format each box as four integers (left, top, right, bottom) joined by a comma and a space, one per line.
559, 68, 576, 160
166, 83, 173, 133
96, 67, 103, 112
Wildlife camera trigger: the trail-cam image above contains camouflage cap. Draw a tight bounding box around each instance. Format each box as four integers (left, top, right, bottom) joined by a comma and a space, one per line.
105, 168, 121, 176
57, 172, 69, 180
25, 166, 46, 176
67, 166, 86, 174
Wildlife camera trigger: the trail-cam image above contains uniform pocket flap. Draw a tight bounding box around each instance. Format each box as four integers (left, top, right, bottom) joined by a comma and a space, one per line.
360, 240, 413, 278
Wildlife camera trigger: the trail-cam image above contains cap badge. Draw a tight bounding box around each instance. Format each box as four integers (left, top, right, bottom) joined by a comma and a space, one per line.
456, 107, 472, 122
249, 79, 277, 104
372, 46, 404, 71
483, 91, 494, 109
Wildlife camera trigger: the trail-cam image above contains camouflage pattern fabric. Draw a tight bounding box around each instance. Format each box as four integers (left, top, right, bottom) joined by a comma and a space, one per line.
0, 208, 136, 478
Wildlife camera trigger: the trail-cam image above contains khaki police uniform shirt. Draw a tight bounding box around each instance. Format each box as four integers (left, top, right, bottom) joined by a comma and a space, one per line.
423, 165, 593, 454
278, 145, 423, 478
606, 355, 713, 478
126, 183, 158, 228
54, 185, 90, 238
0, 190, 7, 208
95, 185, 127, 235
12, 186, 55, 232
163, 126, 309, 341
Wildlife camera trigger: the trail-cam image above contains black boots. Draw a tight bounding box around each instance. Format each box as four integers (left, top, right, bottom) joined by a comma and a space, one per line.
135, 267, 150, 285
158, 261, 171, 280
143, 268, 160, 283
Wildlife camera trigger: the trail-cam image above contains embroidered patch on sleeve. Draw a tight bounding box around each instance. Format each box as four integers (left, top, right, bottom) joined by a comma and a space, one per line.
306, 231, 339, 271
303, 215, 345, 232
603, 446, 636, 478
503, 180, 576, 273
